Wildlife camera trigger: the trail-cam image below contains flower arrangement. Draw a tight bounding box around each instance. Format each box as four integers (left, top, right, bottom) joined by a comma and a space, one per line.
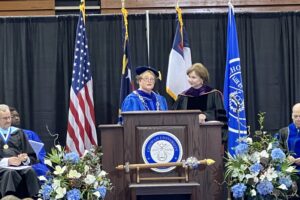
225, 112, 299, 199
39, 145, 112, 200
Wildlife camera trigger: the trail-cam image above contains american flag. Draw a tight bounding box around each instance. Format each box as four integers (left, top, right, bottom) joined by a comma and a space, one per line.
66, 5, 97, 155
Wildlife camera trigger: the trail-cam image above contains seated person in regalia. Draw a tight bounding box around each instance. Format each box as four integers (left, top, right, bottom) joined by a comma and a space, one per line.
0, 104, 40, 198
9, 106, 49, 177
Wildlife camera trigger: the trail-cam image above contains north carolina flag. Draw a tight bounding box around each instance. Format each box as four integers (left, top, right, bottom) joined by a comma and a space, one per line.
166, 7, 192, 100
118, 7, 134, 123
223, 3, 247, 155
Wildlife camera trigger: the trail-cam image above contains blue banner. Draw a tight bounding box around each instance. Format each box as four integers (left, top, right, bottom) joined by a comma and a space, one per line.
224, 4, 247, 155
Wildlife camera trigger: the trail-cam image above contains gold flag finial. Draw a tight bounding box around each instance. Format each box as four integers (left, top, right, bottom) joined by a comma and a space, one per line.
80, 0, 86, 23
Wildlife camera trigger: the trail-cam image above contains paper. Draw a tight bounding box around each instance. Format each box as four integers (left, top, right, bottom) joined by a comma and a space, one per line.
28, 140, 44, 156
204, 120, 221, 124
0, 165, 31, 170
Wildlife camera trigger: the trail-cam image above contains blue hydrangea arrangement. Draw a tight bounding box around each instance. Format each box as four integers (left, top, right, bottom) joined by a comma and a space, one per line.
225, 113, 299, 199
38, 145, 111, 200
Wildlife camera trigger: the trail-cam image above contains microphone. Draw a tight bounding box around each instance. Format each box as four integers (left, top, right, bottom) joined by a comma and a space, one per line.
230, 93, 240, 106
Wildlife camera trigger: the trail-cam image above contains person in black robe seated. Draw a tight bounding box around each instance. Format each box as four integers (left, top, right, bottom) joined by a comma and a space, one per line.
0, 104, 40, 198
9, 107, 49, 177
173, 63, 227, 139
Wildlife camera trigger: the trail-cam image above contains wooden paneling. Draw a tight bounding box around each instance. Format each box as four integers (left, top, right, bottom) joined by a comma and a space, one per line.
101, 0, 300, 13
0, 0, 54, 16
0, 0, 299, 15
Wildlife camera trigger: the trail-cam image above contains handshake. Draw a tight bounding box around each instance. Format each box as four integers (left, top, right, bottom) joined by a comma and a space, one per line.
8, 153, 29, 166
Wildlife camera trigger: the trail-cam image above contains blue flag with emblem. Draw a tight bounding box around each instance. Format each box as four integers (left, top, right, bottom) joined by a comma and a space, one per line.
118, 8, 135, 123
223, 3, 247, 156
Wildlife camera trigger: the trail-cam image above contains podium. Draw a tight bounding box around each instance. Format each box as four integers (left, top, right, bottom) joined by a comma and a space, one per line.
98, 110, 224, 200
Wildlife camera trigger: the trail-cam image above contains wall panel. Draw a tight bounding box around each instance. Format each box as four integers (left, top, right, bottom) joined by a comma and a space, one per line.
101, 0, 300, 13
0, 0, 54, 16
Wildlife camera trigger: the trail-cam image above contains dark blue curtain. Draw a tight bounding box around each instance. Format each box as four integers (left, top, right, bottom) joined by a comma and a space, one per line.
0, 12, 299, 151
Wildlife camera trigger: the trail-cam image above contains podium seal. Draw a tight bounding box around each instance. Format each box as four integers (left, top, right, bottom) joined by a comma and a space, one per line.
142, 131, 183, 173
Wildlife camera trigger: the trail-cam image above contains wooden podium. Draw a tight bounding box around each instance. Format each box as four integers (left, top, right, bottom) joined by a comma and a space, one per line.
98, 110, 224, 200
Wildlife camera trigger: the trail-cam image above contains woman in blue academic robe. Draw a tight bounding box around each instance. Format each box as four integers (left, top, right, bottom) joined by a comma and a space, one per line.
121, 66, 168, 112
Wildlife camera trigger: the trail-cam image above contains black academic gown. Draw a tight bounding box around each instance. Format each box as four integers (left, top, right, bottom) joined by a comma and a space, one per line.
0, 128, 40, 198
173, 87, 227, 122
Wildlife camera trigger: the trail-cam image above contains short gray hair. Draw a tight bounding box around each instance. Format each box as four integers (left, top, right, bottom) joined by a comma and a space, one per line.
0, 195, 21, 200
0, 104, 9, 112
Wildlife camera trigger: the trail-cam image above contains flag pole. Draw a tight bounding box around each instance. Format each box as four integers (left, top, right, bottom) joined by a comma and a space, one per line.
121, 0, 129, 76
145, 10, 150, 64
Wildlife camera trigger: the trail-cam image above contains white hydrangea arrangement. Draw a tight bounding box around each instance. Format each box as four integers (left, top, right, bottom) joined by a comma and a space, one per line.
39, 145, 111, 200
225, 113, 299, 199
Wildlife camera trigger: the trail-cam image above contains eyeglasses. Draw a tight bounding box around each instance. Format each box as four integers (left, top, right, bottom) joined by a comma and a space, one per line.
0, 116, 11, 120
293, 115, 300, 119
141, 77, 155, 83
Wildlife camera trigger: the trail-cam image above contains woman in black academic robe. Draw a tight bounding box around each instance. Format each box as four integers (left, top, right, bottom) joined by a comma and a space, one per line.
173, 63, 227, 140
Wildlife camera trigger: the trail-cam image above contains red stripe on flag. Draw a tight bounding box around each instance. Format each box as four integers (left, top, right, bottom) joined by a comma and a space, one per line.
76, 92, 88, 144
67, 98, 81, 153
83, 84, 97, 145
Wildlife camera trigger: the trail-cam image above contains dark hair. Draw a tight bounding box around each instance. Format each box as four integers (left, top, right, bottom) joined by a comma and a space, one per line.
9, 106, 17, 112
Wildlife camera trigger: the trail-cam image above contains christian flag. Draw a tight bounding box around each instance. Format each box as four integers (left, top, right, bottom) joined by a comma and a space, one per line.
166, 7, 192, 100
118, 7, 134, 123
223, 3, 247, 155
66, 1, 97, 155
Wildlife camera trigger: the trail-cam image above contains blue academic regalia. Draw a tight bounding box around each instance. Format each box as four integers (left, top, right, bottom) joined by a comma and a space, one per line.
122, 90, 168, 112
279, 123, 300, 173
23, 129, 49, 176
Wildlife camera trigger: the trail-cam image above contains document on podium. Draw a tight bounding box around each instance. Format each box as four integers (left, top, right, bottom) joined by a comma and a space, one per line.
28, 140, 44, 156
